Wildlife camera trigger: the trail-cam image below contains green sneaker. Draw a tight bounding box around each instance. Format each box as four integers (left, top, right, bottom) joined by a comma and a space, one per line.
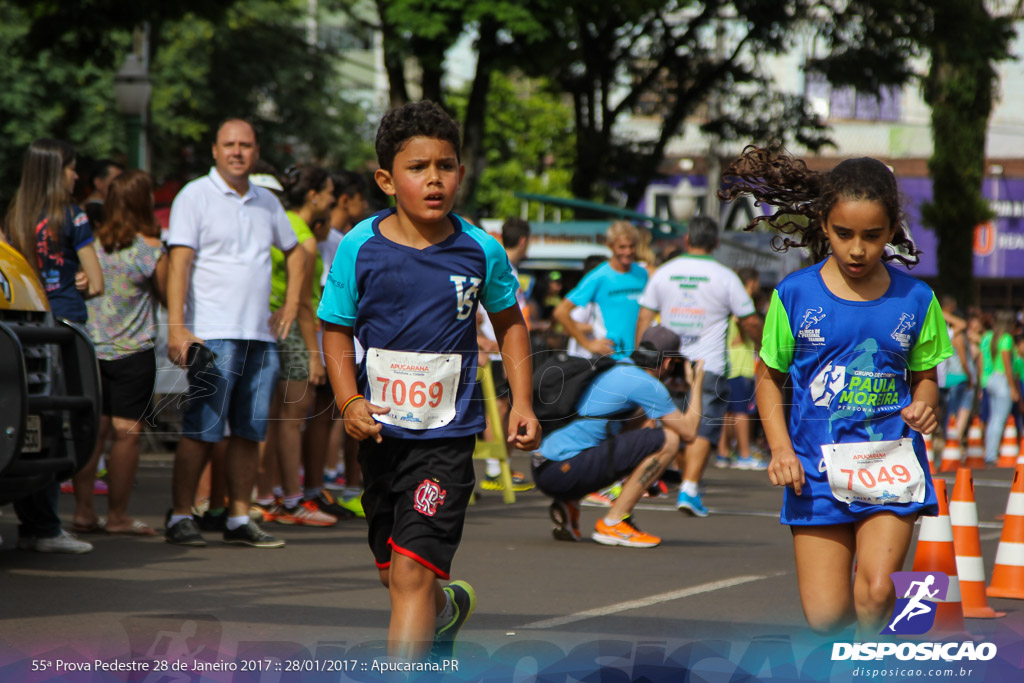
433, 580, 476, 659
337, 493, 365, 518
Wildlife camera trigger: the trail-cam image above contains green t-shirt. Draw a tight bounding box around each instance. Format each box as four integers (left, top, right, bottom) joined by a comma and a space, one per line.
980, 331, 1014, 386
270, 211, 322, 312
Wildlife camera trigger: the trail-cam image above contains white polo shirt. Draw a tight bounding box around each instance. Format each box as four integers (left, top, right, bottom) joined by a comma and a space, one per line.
638, 254, 755, 376
168, 167, 298, 342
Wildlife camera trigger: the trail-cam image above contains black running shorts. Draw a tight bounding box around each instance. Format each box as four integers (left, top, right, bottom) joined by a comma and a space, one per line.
358, 435, 476, 580
99, 348, 156, 422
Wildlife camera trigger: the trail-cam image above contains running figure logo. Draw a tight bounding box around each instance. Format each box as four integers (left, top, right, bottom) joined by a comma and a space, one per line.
883, 571, 949, 635
413, 479, 447, 517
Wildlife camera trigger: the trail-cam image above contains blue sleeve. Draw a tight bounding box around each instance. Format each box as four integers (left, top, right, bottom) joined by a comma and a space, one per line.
317, 223, 372, 327
70, 208, 94, 250
627, 370, 678, 419
567, 266, 602, 307
463, 218, 519, 313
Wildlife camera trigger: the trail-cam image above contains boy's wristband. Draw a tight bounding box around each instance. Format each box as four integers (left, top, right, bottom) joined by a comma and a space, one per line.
341, 394, 364, 418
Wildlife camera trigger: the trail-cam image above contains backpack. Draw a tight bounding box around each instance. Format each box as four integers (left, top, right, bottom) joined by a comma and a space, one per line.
532, 351, 622, 435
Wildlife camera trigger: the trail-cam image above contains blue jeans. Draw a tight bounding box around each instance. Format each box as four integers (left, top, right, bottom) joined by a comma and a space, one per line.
984, 373, 1013, 463
180, 339, 280, 443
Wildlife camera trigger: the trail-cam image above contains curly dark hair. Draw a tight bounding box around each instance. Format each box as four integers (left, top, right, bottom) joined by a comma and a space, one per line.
718, 145, 919, 266
281, 164, 330, 210
375, 100, 461, 172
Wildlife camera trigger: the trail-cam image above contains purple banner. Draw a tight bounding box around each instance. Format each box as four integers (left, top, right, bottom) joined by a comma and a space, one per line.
898, 176, 1024, 278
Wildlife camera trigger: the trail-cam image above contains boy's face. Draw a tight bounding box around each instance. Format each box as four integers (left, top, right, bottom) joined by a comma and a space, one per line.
375, 136, 464, 226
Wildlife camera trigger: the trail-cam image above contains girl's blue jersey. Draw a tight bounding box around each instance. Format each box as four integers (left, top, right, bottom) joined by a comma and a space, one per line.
760, 261, 952, 525
317, 210, 519, 440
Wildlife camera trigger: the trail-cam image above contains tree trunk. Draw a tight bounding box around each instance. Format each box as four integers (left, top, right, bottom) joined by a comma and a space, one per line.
376, 0, 408, 107
456, 19, 498, 217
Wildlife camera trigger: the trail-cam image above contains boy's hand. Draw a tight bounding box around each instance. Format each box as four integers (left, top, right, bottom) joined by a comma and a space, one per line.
344, 399, 389, 444
507, 407, 541, 452
901, 400, 937, 435
767, 448, 805, 496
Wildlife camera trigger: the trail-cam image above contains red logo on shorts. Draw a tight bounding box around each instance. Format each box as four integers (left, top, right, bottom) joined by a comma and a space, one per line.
413, 479, 447, 517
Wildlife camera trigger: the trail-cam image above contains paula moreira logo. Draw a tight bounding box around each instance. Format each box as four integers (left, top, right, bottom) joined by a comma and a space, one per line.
883, 571, 948, 635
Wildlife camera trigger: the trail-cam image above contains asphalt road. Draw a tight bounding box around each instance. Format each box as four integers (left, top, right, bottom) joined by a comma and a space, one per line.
1, 452, 1023, 682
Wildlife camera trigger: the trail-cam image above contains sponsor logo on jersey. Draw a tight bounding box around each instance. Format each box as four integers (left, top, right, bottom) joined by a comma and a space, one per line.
798, 307, 826, 345
450, 275, 482, 321
810, 363, 901, 411
891, 313, 916, 348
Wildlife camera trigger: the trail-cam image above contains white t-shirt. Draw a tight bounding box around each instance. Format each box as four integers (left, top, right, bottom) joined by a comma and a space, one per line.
478, 263, 526, 360
168, 168, 298, 342
566, 302, 606, 359
318, 227, 345, 288
638, 254, 755, 376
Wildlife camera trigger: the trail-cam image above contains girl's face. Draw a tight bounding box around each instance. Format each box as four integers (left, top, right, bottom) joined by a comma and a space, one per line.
63, 160, 78, 195
822, 199, 896, 280
308, 177, 335, 222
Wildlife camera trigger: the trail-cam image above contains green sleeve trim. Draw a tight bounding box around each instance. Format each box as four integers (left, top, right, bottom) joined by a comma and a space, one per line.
759, 290, 795, 371
908, 294, 955, 372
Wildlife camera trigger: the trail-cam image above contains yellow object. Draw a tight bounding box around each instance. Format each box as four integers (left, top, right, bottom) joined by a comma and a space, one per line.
0, 241, 49, 312
472, 361, 516, 503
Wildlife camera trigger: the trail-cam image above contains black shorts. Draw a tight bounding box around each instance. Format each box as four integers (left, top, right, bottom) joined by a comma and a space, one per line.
99, 348, 156, 422
358, 435, 476, 580
532, 428, 666, 501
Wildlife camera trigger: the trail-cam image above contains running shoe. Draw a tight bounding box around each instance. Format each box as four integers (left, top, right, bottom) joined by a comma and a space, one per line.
676, 490, 709, 518
305, 490, 357, 519
273, 500, 338, 527
643, 479, 670, 498
732, 455, 768, 471
712, 454, 732, 469
549, 499, 582, 542
249, 501, 279, 523
592, 516, 661, 548
583, 482, 622, 507
223, 520, 285, 548
337, 492, 365, 518
433, 580, 477, 659
323, 472, 347, 491
480, 470, 534, 492
164, 516, 207, 547
18, 530, 94, 554
59, 479, 108, 495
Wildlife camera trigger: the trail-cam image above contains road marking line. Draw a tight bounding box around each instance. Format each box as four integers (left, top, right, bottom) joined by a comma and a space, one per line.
517, 573, 784, 630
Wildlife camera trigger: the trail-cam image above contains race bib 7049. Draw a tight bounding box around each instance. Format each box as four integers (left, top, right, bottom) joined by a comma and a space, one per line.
820, 437, 926, 506
365, 348, 460, 430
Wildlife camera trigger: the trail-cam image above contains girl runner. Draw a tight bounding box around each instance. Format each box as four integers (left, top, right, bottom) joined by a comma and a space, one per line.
721, 146, 953, 637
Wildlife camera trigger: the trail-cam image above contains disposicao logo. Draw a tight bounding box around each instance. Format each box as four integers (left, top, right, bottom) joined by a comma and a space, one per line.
883, 571, 947, 635
831, 571, 998, 663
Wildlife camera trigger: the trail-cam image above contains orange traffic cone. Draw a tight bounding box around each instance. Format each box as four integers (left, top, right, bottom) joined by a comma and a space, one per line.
987, 464, 1024, 599
950, 469, 1006, 618
940, 439, 963, 473
911, 478, 966, 632
997, 418, 1019, 468
924, 430, 937, 474
964, 417, 985, 469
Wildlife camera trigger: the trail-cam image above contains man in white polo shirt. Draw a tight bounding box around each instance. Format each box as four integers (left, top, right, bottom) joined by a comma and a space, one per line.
636, 216, 762, 517
164, 118, 307, 549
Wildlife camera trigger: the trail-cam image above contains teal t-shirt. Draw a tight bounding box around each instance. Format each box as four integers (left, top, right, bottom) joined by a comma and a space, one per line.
270, 211, 321, 312
566, 261, 648, 358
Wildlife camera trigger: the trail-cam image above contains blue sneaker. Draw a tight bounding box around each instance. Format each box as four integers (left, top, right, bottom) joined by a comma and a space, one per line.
677, 490, 708, 518
433, 580, 476, 659
732, 455, 768, 471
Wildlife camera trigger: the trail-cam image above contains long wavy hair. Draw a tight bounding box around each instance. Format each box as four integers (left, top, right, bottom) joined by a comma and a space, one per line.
719, 145, 919, 266
98, 170, 160, 253
4, 138, 76, 278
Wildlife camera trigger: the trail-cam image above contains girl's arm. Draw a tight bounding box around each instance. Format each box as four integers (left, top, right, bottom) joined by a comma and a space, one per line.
1001, 342, 1020, 403
322, 323, 387, 443
295, 238, 326, 386
76, 243, 104, 299
488, 303, 541, 451
902, 367, 940, 435
756, 362, 805, 495
143, 236, 168, 307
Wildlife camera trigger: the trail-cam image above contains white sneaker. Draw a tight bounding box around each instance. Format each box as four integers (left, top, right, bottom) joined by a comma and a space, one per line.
18, 530, 94, 554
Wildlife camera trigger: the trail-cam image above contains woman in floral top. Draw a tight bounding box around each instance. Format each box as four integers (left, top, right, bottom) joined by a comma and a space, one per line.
73, 170, 167, 536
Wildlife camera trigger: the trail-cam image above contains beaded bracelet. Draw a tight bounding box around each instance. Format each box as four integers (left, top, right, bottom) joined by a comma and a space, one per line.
340, 394, 365, 418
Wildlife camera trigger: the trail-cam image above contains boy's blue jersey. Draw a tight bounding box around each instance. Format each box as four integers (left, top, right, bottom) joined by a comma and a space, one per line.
566, 261, 648, 358
317, 209, 519, 440
760, 262, 952, 525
